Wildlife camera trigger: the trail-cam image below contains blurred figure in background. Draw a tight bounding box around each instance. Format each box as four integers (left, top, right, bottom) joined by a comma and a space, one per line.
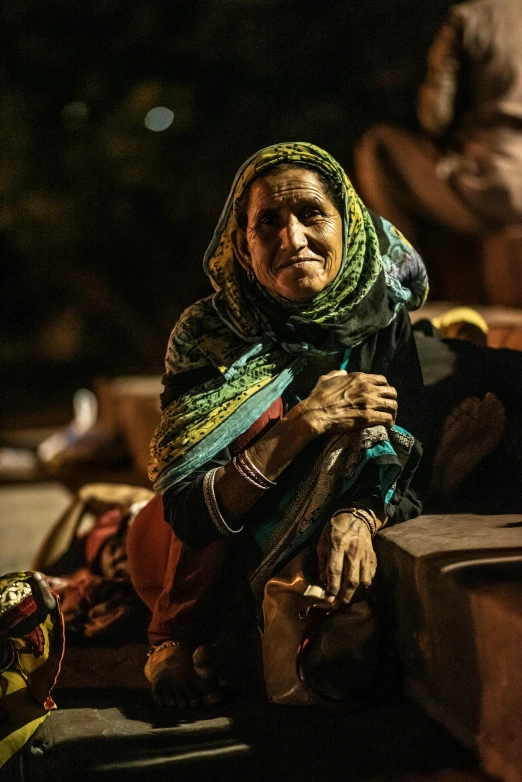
355, 0, 522, 302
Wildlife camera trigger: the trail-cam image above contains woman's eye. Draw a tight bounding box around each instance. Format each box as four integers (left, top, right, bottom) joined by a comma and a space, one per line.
303, 208, 322, 219
259, 214, 278, 227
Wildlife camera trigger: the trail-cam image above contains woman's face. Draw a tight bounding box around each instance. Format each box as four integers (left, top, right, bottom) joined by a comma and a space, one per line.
232, 167, 343, 302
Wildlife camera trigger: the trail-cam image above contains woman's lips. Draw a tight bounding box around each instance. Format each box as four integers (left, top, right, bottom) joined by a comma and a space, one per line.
278, 256, 322, 269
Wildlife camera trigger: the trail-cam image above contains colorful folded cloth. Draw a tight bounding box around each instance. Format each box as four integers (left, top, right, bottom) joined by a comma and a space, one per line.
0, 571, 64, 768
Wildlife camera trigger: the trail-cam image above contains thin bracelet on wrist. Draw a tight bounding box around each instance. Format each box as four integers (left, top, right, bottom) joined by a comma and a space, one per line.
334, 503, 379, 527
352, 506, 379, 535
232, 455, 269, 490
241, 450, 277, 487
232, 451, 276, 491
351, 501, 381, 522
332, 507, 377, 537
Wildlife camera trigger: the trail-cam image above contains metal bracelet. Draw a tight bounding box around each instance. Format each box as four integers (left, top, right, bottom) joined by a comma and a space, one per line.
351, 501, 379, 523
232, 455, 270, 490
240, 450, 277, 488
351, 509, 377, 537
203, 467, 244, 536
332, 506, 377, 537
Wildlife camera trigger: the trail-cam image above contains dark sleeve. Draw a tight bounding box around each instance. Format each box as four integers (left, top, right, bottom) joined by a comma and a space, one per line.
350, 307, 432, 524
331, 436, 424, 528
386, 309, 433, 522
385, 309, 431, 522
385, 308, 431, 445
161, 448, 231, 548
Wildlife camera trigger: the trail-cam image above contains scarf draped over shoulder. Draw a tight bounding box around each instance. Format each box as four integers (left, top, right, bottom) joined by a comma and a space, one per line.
149, 142, 428, 492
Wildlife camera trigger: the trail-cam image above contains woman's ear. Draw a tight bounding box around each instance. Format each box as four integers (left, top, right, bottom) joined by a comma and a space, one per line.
231, 228, 252, 274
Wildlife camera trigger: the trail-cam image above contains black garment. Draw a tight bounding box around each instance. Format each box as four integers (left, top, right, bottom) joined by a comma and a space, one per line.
163, 307, 428, 547
414, 321, 522, 513
414, 321, 522, 437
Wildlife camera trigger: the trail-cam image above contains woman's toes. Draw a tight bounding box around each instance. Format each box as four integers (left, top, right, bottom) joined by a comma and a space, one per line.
439, 397, 482, 450
155, 691, 174, 707
480, 394, 506, 449
193, 644, 215, 681
432, 393, 507, 500
482, 392, 505, 418
203, 690, 223, 706
449, 396, 480, 423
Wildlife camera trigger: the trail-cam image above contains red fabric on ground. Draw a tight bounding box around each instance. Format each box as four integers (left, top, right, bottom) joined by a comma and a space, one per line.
84, 508, 123, 565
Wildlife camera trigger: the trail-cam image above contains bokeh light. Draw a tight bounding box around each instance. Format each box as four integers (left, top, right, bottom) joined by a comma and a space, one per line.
61, 101, 89, 127
144, 106, 174, 132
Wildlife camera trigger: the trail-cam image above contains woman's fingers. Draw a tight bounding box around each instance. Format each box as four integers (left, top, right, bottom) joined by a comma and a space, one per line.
332, 527, 378, 605
339, 538, 366, 603
351, 408, 395, 430
325, 544, 344, 599
360, 549, 377, 588
322, 369, 348, 378
345, 545, 360, 585
352, 373, 389, 386
303, 371, 399, 436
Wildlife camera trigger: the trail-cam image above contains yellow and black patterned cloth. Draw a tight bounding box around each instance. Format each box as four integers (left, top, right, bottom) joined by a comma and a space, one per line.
0, 571, 64, 768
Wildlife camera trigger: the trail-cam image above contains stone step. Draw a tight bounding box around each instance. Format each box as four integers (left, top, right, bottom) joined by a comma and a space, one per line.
376, 513, 522, 782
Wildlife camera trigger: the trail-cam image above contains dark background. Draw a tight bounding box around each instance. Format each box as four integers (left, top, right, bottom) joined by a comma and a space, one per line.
1, 0, 455, 426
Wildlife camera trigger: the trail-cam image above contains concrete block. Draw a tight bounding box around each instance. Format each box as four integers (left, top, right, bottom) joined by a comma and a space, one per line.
376, 514, 522, 781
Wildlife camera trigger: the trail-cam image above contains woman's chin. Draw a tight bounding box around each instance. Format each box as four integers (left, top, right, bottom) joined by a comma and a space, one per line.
272, 268, 328, 302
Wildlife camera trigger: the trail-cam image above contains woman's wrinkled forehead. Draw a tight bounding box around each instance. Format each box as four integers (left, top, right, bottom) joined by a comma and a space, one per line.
233, 146, 347, 231
235, 142, 345, 200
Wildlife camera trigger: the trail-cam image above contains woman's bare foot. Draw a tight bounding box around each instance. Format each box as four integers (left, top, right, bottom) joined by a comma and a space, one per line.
145, 642, 223, 708
194, 629, 254, 692
432, 393, 506, 499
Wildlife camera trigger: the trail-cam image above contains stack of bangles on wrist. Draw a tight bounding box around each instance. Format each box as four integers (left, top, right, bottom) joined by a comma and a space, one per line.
332, 506, 379, 537
232, 450, 277, 491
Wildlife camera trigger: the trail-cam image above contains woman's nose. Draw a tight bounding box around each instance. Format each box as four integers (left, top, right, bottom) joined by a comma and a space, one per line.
280, 216, 307, 251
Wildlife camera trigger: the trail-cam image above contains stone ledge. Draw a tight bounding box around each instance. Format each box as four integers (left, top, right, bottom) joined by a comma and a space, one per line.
376, 514, 522, 782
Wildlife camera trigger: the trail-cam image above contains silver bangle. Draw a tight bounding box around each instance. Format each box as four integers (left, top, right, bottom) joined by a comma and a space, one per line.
240, 450, 277, 488
232, 455, 269, 490
203, 468, 244, 536
332, 507, 377, 537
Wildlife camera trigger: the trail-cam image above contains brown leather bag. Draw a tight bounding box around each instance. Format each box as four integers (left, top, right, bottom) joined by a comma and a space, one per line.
261, 553, 385, 706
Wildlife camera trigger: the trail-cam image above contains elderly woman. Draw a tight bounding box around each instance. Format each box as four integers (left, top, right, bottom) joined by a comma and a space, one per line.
129, 142, 429, 708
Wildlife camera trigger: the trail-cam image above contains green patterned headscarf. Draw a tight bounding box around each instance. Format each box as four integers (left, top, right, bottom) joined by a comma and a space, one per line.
149, 142, 428, 491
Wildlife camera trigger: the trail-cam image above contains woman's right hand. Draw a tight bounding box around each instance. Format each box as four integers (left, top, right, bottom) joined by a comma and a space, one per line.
297, 370, 397, 436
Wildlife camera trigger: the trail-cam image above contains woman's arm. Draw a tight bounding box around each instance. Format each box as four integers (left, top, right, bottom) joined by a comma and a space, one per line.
163, 370, 398, 544
316, 310, 428, 605
213, 370, 397, 525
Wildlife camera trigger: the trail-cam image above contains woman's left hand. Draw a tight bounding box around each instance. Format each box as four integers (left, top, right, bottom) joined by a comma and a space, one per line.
317, 512, 377, 606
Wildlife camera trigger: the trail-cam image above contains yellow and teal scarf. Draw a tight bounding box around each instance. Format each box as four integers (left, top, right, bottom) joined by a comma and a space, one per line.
149, 142, 428, 492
